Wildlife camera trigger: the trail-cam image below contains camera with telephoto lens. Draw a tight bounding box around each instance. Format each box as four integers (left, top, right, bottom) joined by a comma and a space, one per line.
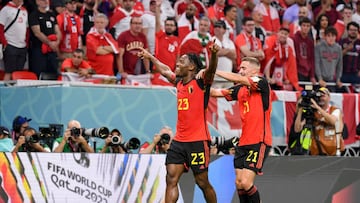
109, 135, 122, 146
299, 85, 321, 121
83, 127, 109, 139
122, 137, 141, 152
157, 133, 171, 147
211, 136, 239, 149
70, 127, 109, 139
70, 127, 81, 137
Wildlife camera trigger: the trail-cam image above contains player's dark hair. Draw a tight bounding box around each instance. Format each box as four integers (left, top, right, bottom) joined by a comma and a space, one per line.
186, 53, 204, 73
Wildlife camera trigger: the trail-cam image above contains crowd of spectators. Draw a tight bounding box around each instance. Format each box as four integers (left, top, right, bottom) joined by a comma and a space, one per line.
0, 0, 359, 91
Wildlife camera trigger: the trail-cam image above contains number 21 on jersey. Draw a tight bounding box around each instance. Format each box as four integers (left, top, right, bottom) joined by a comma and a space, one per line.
246, 150, 258, 163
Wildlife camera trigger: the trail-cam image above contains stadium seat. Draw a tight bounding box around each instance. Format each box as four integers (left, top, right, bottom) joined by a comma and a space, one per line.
39, 72, 59, 80
0, 70, 5, 80
12, 71, 38, 80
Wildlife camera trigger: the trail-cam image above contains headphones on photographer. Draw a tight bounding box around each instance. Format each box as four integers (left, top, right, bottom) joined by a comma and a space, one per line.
12, 116, 22, 133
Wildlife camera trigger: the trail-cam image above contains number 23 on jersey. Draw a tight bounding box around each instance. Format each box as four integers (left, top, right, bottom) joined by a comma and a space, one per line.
178, 98, 189, 110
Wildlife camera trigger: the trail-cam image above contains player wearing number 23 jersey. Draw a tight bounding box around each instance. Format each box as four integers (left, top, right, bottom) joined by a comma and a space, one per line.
174, 78, 211, 142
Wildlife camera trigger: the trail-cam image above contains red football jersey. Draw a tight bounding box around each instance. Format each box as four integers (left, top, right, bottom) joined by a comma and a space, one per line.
224, 76, 272, 146
174, 79, 211, 142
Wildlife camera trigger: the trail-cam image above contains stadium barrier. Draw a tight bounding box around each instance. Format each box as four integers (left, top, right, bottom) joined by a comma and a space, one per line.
0, 153, 359, 203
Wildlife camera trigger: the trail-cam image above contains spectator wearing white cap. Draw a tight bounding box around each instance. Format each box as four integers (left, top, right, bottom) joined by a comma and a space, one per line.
0, 126, 14, 152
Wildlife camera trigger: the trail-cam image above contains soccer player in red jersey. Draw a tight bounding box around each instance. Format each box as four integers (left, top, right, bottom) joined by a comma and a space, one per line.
137, 42, 219, 203
210, 57, 272, 203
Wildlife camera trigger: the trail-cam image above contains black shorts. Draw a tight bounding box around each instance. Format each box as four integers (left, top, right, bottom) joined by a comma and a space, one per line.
166, 140, 211, 174
3, 44, 27, 73
234, 143, 271, 175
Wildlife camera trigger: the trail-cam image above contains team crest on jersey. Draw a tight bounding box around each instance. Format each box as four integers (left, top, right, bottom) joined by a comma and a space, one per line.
50, 16, 55, 22
188, 86, 193, 94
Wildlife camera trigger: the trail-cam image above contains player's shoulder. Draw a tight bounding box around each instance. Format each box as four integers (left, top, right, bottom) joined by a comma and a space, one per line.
249, 75, 266, 83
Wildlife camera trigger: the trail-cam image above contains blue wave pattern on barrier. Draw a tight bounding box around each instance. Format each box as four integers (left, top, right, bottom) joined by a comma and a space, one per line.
0, 86, 177, 144
193, 155, 236, 203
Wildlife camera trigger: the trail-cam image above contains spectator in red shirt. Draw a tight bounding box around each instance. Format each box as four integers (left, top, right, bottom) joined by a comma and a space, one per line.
174, 0, 207, 19
57, 0, 83, 60
254, 0, 281, 36
207, 0, 226, 33
235, 17, 264, 69
86, 13, 119, 76
61, 48, 94, 78
291, 17, 316, 84
108, 0, 143, 40
313, 0, 340, 26
177, 3, 199, 43
263, 27, 301, 91
152, 0, 179, 86
117, 16, 150, 78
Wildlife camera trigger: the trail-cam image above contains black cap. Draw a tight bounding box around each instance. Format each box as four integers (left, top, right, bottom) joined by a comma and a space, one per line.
214, 20, 226, 29
0, 126, 10, 137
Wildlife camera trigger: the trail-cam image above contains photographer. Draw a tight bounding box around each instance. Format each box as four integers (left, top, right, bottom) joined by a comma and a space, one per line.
0, 126, 14, 152
52, 120, 94, 153
99, 129, 126, 153
11, 116, 31, 142
294, 87, 345, 156
13, 127, 50, 152
139, 126, 173, 154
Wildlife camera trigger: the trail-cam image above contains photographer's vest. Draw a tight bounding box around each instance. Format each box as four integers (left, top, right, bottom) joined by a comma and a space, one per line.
310, 106, 345, 155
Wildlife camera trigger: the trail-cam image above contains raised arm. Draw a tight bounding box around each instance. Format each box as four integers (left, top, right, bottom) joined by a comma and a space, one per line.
203, 42, 220, 84
155, 0, 162, 33
138, 47, 175, 83
216, 70, 251, 86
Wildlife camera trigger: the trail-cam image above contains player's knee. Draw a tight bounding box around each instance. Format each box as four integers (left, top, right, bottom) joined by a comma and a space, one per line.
195, 175, 210, 189
235, 178, 242, 189
166, 173, 179, 186
235, 177, 252, 190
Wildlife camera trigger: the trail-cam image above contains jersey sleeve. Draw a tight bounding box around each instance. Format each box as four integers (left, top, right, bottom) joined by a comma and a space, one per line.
28, 12, 39, 27
56, 14, 64, 32
86, 34, 98, 60
117, 32, 126, 48
61, 58, 72, 71
0, 7, 8, 26
224, 85, 241, 101
80, 60, 92, 69
250, 76, 271, 110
